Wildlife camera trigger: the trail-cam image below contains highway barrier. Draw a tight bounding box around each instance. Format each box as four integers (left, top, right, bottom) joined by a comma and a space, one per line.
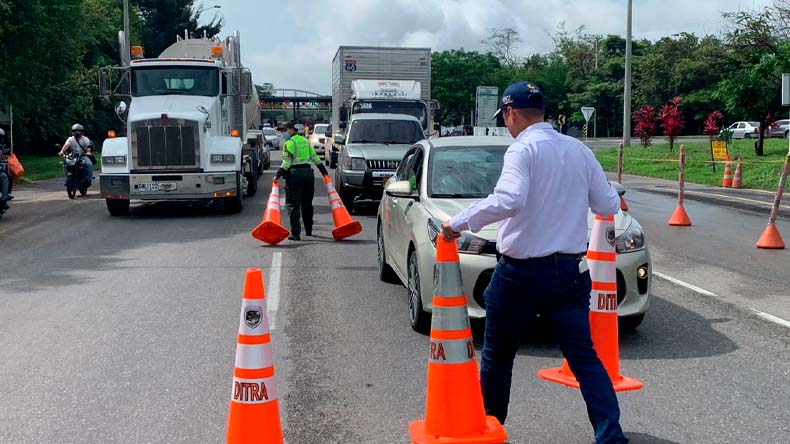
226, 268, 284, 444
408, 234, 507, 444
251, 180, 290, 245
538, 215, 643, 392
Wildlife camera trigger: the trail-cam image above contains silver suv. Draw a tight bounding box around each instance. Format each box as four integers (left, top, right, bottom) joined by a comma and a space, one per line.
331, 113, 424, 210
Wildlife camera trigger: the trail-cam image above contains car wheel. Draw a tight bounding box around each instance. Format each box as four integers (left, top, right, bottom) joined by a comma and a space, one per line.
618, 313, 645, 331
377, 222, 400, 284
407, 249, 431, 334
745, 133, 752, 139
785, 130, 789, 139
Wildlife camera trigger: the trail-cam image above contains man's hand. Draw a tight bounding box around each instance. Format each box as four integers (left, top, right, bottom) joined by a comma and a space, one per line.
441, 221, 462, 240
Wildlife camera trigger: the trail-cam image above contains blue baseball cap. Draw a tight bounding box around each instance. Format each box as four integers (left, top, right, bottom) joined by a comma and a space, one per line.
493, 81, 545, 118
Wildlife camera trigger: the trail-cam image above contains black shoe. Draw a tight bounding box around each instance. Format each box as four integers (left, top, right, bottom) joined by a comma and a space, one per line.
7, 195, 13, 201
305, 230, 313, 236
2, 200, 8, 210
288, 235, 301, 241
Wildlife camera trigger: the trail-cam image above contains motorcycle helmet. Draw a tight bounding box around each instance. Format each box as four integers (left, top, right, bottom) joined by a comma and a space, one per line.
71, 123, 84, 132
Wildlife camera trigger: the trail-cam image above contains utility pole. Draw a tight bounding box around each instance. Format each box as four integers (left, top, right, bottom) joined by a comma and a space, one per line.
622, 0, 633, 146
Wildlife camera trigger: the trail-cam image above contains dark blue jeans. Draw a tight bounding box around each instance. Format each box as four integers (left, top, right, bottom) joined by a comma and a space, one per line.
481, 255, 628, 444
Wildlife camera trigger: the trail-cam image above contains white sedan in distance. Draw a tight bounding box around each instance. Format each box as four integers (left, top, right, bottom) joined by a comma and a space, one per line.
377, 136, 652, 333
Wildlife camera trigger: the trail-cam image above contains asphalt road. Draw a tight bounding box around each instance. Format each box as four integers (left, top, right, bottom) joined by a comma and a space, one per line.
1, 151, 789, 444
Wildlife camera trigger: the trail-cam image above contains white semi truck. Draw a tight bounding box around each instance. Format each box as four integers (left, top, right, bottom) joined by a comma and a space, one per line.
97, 30, 261, 216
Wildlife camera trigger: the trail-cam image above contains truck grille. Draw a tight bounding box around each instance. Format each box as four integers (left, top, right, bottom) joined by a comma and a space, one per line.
367, 160, 399, 170
132, 119, 199, 170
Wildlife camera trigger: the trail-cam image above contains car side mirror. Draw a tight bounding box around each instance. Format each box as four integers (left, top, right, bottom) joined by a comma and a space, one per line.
385, 180, 418, 199
610, 181, 626, 196
334, 134, 345, 144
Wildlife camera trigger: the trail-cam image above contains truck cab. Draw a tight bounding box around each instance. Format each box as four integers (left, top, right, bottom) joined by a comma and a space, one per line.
331, 113, 424, 210
98, 31, 259, 216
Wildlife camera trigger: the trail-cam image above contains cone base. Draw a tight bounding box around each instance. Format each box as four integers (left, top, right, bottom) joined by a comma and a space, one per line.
756, 224, 786, 249
668, 206, 692, 226
251, 222, 290, 245
538, 367, 644, 392
409, 416, 507, 444
332, 220, 363, 240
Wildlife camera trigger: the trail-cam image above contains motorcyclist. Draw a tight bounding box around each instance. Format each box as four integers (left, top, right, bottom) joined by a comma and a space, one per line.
57, 124, 94, 188
0, 128, 11, 210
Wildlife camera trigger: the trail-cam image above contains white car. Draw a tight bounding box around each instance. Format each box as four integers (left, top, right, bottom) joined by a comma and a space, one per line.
769, 119, 790, 138
377, 136, 652, 333
262, 127, 280, 150
310, 123, 329, 155
723, 121, 760, 139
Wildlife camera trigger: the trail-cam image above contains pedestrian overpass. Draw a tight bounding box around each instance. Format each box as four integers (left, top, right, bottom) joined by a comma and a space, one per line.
259, 89, 331, 125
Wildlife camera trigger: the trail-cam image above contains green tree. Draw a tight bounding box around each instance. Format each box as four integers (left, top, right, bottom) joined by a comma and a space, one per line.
481, 27, 523, 68
431, 49, 501, 124
134, 0, 223, 57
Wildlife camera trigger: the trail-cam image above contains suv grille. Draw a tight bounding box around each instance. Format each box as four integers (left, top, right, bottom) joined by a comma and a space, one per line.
367, 160, 399, 170
132, 119, 199, 170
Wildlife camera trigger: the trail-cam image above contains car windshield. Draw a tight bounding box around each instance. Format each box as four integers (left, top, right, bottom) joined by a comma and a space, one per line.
429, 145, 506, 198
348, 119, 424, 145
313, 125, 328, 134
263, 128, 277, 135
132, 67, 219, 97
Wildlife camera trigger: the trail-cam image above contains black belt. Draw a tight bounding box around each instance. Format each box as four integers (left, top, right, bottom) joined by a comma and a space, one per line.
290, 164, 312, 169
499, 252, 584, 264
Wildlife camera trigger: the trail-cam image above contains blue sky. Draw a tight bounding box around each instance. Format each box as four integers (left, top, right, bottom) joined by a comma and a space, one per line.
199, 0, 772, 95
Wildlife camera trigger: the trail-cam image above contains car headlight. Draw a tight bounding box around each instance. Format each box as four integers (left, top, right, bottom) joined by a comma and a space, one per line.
615, 222, 645, 253
211, 154, 235, 164
427, 218, 488, 255
345, 157, 366, 171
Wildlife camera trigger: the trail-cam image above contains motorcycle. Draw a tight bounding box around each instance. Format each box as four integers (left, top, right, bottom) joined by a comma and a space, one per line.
63, 151, 91, 199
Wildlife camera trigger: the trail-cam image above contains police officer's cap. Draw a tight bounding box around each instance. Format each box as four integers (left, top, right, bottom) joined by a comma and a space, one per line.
493, 81, 545, 118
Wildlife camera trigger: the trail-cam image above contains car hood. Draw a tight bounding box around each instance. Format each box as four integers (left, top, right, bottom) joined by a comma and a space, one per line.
425, 198, 633, 242
344, 143, 411, 160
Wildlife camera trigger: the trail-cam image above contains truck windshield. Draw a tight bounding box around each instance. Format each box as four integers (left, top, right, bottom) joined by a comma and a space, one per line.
132, 67, 219, 97
348, 119, 424, 145
352, 101, 427, 128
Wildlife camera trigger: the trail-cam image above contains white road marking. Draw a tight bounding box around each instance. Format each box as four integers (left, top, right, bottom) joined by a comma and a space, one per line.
683, 190, 790, 210
751, 309, 790, 329
653, 271, 719, 297
267, 252, 282, 330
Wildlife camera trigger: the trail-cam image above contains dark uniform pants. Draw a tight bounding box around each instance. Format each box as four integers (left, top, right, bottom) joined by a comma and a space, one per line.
285, 167, 315, 236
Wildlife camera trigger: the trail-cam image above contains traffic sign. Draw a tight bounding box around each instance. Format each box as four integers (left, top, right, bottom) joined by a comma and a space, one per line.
782, 73, 790, 106
581, 107, 596, 123
475, 86, 499, 127
711, 140, 728, 160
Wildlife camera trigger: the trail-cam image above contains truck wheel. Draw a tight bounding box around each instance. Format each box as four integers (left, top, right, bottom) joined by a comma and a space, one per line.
245, 172, 257, 197
225, 181, 244, 214
106, 199, 130, 216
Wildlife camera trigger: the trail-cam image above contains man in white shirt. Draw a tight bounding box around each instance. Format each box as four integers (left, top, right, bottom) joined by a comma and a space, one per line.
58, 123, 95, 188
442, 82, 627, 444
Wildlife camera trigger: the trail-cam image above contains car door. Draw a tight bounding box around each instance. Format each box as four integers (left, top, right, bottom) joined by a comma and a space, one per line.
736, 122, 746, 138
383, 149, 416, 273
390, 146, 424, 276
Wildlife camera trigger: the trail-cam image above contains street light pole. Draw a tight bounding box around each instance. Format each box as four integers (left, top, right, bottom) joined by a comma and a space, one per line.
123, 0, 130, 59
623, 0, 633, 146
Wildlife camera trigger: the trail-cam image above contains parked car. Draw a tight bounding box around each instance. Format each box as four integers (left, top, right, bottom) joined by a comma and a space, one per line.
377, 136, 652, 333
262, 127, 280, 150
769, 119, 790, 138
723, 121, 760, 139
310, 123, 329, 156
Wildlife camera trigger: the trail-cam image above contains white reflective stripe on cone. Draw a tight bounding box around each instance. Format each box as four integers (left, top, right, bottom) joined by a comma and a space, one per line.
433, 262, 464, 297
235, 343, 274, 369
238, 300, 271, 336
431, 306, 471, 331
588, 263, 616, 284
330, 200, 343, 210
326, 183, 337, 193
428, 338, 475, 364
231, 376, 278, 404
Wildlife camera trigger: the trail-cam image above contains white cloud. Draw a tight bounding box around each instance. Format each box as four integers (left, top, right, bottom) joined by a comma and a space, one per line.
203, 0, 772, 94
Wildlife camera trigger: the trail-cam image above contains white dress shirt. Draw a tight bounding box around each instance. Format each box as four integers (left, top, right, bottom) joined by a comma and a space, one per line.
449, 122, 619, 259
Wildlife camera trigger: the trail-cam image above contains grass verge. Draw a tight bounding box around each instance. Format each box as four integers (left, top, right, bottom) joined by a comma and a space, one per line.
594, 139, 789, 191
15, 155, 102, 183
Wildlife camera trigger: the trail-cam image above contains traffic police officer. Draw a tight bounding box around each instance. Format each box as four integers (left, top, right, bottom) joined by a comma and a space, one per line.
442, 82, 628, 444
274, 122, 329, 241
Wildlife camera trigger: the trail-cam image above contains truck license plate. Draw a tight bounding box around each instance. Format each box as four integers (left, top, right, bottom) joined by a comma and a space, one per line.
138, 182, 177, 192
372, 171, 395, 178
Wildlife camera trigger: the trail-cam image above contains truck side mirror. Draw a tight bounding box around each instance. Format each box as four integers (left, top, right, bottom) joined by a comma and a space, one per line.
115, 101, 128, 116
241, 70, 253, 102
334, 134, 345, 145
339, 106, 348, 122
221, 72, 229, 95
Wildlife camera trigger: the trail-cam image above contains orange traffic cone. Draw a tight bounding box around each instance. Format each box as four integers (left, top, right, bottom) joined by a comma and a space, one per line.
322, 176, 362, 240
538, 215, 643, 392
721, 155, 733, 187
619, 195, 629, 211
756, 223, 786, 249
409, 234, 507, 444
668, 205, 692, 226
251, 181, 290, 245
226, 268, 284, 444
732, 157, 743, 189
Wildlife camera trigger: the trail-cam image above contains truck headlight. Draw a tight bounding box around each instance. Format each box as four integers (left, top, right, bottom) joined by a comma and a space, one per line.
102, 155, 126, 165
615, 223, 645, 253
427, 218, 488, 255
211, 154, 235, 164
